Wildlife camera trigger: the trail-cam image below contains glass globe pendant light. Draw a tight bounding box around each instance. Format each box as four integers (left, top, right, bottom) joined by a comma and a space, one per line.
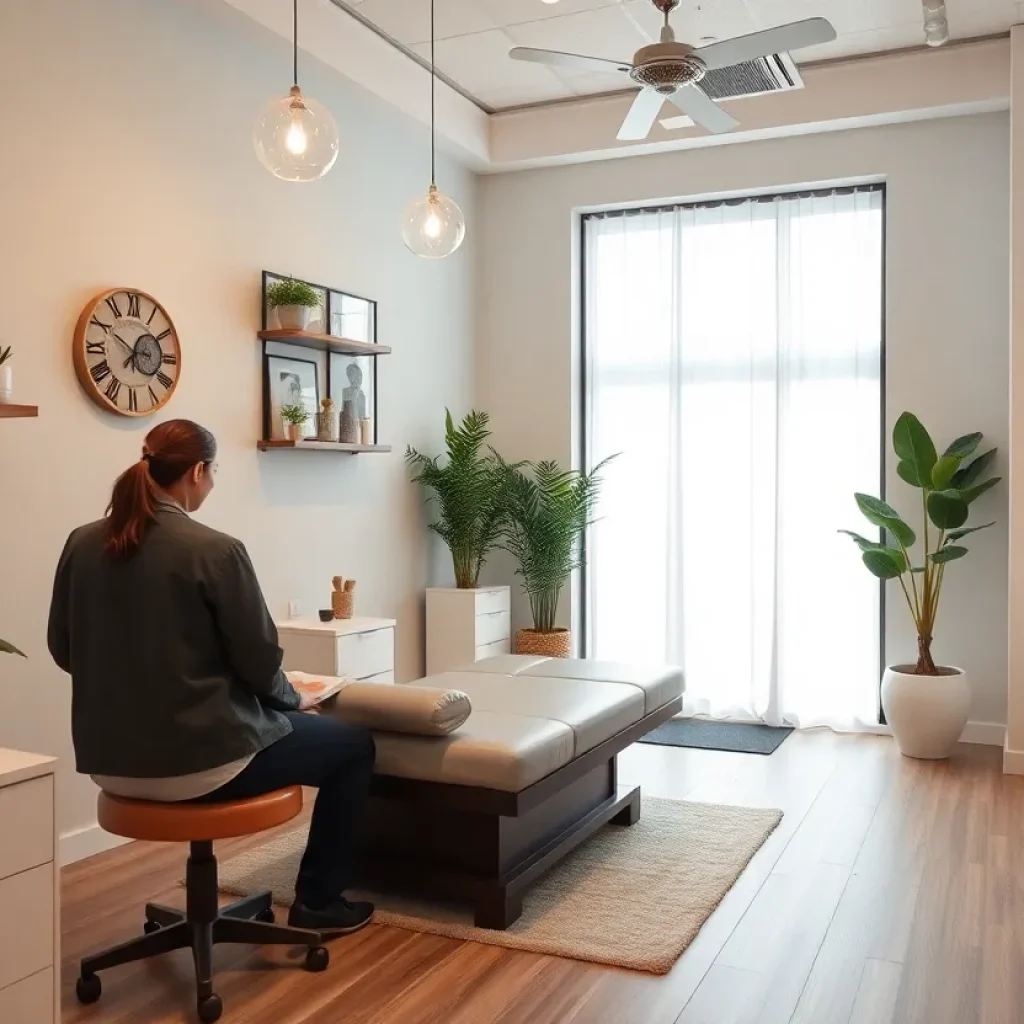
401, 0, 466, 258
253, 0, 339, 182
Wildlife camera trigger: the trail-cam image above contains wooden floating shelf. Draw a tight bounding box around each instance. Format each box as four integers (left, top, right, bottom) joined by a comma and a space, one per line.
258, 329, 391, 357
257, 440, 392, 454
0, 404, 38, 419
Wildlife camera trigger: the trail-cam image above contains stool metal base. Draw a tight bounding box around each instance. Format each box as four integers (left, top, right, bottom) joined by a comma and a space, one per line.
76, 841, 328, 1023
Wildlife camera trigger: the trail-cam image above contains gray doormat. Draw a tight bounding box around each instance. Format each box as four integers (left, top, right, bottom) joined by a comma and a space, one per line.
638, 718, 793, 755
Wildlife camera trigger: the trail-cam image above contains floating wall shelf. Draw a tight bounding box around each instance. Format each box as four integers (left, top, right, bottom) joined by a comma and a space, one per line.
0, 404, 38, 419
257, 439, 392, 454
257, 329, 391, 357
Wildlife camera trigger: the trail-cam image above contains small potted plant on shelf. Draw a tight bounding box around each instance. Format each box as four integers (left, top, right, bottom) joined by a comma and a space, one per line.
406, 410, 506, 589
280, 403, 309, 442
266, 278, 321, 331
0, 345, 13, 404
841, 412, 1001, 760
496, 455, 615, 658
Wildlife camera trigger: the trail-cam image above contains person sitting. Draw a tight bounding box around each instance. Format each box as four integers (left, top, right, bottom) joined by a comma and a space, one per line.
47, 418, 375, 934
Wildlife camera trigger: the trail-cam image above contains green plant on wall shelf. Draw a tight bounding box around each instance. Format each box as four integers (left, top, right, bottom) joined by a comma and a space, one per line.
266, 278, 321, 309
280, 403, 309, 426
406, 410, 508, 590
841, 412, 1000, 675
497, 455, 615, 633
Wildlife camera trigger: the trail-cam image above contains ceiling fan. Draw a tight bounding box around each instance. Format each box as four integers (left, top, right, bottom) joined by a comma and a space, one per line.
509, 0, 837, 141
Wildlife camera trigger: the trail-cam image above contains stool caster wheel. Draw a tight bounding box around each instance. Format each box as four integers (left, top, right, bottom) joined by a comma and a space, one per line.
305, 946, 329, 972
197, 993, 223, 1023
143, 920, 161, 934
255, 907, 275, 924
76, 973, 102, 1005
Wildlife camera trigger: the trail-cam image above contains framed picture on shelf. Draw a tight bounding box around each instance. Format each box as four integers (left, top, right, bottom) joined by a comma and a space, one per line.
262, 272, 328, 333
330, 352, 376, 443
266, 355, 319, 439
328, 289, 376, 344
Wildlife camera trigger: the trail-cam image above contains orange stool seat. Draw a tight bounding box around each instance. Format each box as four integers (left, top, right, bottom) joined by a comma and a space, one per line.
97, 786, 304, 843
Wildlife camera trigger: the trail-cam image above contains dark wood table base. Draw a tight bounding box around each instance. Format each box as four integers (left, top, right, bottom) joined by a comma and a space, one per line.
355, 695, 682, 929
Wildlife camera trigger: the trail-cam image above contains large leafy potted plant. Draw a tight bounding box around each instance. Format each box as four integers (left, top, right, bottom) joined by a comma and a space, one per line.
841, 412, 1000, 759
406, 410, 505, 589
497, 456, 614, 658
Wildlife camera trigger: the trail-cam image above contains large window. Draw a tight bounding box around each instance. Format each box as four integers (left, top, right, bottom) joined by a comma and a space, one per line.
582, 186, 884, 729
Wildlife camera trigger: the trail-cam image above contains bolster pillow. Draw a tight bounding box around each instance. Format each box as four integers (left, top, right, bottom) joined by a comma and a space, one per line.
331, 683, 471, 736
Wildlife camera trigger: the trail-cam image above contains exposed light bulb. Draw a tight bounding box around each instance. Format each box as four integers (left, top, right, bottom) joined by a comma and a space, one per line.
402, 184, 465, 259
286, 118, 308, 155
253, 85, 339, 182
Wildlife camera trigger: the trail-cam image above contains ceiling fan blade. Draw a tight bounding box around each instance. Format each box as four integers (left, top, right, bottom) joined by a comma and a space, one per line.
668, 84, 738, 134
617, 88, 665, 141
696, 18, 837, 71
508, 46, 632, 74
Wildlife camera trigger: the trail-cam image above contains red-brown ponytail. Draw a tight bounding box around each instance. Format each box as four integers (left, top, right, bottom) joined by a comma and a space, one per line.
105, 419, 217, 559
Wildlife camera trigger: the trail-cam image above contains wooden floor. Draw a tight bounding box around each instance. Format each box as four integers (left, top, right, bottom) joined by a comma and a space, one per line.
61, 730, 1024, 1024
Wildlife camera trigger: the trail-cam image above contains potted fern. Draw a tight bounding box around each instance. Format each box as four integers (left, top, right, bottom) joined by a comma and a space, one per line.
406, 410, 505, 589
497, 456, 614, 658
267, 278, 321, 331
841, 412, 1000, 759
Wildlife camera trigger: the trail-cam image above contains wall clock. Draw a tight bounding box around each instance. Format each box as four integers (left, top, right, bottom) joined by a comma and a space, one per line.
73, 288, 181, 417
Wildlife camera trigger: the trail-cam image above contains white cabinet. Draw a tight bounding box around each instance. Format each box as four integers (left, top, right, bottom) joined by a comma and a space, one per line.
426, 586, 511, 675
277, 617, 397, 683
0, 749, 59, 1023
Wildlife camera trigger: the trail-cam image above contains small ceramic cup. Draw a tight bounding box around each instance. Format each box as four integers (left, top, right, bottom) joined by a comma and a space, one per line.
318, 609, 334, 622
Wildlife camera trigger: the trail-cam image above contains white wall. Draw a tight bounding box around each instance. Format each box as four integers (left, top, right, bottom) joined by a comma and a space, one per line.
0, 0, 476, 855
477, 113, 1010, 734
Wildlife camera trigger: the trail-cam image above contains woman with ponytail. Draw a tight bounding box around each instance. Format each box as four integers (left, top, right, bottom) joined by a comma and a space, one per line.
47, 419, 375, 935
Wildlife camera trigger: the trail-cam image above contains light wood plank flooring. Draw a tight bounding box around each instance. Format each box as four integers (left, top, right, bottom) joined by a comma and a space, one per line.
60, 731, 1024, 1023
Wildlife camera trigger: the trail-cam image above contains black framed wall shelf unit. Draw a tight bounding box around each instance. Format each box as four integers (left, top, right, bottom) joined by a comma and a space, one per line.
257, 271, 392, 454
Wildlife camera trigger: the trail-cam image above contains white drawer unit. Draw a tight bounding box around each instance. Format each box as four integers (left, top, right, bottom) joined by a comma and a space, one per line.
426, 586, 511, 675
277, 616, 397, 683
0, 749, 59, 1023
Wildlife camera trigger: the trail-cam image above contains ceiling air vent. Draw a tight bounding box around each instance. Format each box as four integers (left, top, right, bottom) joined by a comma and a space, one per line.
660, 52, 803, 131
700, 53, 801, 100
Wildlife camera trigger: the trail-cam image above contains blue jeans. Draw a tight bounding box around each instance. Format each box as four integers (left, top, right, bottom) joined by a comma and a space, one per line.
199, 712, 375, 909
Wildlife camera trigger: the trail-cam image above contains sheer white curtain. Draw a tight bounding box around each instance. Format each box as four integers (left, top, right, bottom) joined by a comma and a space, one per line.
583, 188, 883, 729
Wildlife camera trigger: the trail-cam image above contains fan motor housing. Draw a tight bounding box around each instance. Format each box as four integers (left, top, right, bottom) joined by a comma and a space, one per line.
629, 42, 707, 93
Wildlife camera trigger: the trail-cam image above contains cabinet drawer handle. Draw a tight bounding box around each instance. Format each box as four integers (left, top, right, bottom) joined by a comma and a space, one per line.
479, 610, 506, 617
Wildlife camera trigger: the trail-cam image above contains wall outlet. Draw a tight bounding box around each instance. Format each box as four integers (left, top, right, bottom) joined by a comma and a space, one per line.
288, 599, 303, 619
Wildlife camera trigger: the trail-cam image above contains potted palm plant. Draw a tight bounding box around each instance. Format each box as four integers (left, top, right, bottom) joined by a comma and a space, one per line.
406, 410, 505, 589
497, 456, 614, 658
266, 278, 322, 331
841, 412, 1000, 759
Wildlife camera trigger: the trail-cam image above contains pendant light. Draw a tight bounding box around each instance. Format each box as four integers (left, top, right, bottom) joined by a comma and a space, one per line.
401, 0, 466, 259
253, 0, 339, 182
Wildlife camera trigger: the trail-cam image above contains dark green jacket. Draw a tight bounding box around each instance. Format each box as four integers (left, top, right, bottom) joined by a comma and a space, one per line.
47, 502, 299, 778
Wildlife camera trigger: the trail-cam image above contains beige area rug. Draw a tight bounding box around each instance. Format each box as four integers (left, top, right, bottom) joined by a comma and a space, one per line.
216, 798, 781, 974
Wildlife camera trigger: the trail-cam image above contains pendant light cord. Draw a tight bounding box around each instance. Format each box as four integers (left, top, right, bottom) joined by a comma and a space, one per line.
430, 0, 436, 186
293, 0, 299, 88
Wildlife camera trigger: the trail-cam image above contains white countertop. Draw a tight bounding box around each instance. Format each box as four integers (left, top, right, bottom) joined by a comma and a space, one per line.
276, 616, 397, 637
0, 748, 57, 786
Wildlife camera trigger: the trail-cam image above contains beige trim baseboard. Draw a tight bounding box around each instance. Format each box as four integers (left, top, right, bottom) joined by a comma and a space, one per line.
59, 823, 130, 866
960, 720, 1007, 746
1003, 739, 1024, 775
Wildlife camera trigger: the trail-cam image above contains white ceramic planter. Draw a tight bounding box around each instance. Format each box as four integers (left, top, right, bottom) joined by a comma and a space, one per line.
0, 364, 11, 404
276, 304, 311, 331
881, 664, 970, 760
285, 421, 306, 441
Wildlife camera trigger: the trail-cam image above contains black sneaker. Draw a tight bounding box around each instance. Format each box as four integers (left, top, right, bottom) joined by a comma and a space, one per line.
288, 897, 375, 935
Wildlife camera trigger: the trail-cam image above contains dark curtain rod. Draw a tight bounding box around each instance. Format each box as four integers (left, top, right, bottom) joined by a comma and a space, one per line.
583, 183, 884, 221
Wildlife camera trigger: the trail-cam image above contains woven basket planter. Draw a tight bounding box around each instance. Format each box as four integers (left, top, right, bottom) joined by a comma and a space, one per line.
515, 628, 571, 659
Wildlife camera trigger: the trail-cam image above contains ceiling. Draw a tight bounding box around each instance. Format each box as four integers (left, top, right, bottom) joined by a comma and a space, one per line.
336, 0, 1019, 111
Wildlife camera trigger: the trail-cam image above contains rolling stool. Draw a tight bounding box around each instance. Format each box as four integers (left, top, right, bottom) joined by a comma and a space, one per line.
74, 786, 329, 1023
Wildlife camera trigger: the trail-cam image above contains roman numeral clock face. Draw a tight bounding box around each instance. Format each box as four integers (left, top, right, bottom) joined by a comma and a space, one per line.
73, 289, 181, 416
